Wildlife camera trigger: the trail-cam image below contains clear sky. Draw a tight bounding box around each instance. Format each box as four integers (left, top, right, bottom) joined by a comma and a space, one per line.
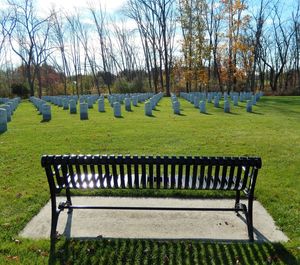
36, 0, 127, 16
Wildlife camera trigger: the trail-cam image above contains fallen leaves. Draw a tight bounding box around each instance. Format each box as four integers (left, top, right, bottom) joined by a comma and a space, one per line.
6, 256, 19, 262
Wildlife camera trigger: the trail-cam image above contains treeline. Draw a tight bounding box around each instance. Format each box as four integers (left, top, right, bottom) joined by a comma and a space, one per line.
0, 0, 299, 97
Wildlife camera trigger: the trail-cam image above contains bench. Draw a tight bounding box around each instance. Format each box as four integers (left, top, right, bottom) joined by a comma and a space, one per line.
41, 154, 262, 241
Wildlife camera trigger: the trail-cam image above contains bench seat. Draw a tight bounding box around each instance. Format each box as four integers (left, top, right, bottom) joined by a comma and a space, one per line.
60, 173, 246, 190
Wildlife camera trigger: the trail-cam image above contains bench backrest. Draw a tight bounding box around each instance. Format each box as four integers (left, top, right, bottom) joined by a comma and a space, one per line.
41, 155, 261, 193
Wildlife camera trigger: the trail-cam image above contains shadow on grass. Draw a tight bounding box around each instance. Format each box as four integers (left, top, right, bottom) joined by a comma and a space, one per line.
49, 238, 298, 265
226, 112, 239, 115
250, 111, 264, 115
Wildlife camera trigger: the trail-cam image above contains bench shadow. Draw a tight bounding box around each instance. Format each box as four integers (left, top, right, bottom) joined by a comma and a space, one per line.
49, 238, 297, 265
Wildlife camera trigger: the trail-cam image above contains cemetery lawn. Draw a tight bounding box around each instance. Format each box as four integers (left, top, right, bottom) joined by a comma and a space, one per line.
0, 96, 299, 264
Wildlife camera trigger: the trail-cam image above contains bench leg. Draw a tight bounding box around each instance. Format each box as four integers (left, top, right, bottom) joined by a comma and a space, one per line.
50, 193, 60, 241
50, 209, 59, 240
66, 188, 73, 214
247, 196, 254, 242
235, 191, 240, 214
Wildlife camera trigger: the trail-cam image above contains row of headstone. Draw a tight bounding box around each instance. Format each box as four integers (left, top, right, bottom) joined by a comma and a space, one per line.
30, 97, 51, 121
171, 94, 180, 115
107, 93, 154, 117
0, 98, 10, 104
108, 93, 153, 108
44, 93, 156, 118
180, 91, 263, 113
78, 96, 106, 120
181, 91, 263, 103
145, 92, 164, 116
43, 95, 103, 120
43, 95, 77, 107
0, 97, 21, 133
43, 95, 99, 110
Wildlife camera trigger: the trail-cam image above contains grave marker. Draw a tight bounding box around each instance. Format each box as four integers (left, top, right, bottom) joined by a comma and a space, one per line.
199, 100, 206, 113
224, 100, 230, 113
69, 100, 77, 114
42, 104, 51, 121
233, 95, 238, 106
98, 98, 105, 112
145, 101, 152, 116
0, 108, 7, 133
88, 97, 94, 109
1, 105, 11, 122
80, 103, 88, 120
63, 99, 69, 110
125, 98, 131, 111
173, 101, 180, 114
214, 97, 219, 108
132, 96, 138, 106
246, 100, 252, 112
113, 102, 121, 117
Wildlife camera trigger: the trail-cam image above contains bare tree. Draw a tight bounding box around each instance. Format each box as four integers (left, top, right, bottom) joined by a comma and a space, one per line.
291, 4, 300, 92
205, 0, 223, 91
261, 7, 294, 92
5, 0, 52, 97
89, 3, 113, 94
51, 10, 70, 95
125, 0, 176, 96
245, 0, 271, 92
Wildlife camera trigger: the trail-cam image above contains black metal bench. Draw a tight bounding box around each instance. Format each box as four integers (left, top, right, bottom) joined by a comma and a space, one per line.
41, 154, 262, 241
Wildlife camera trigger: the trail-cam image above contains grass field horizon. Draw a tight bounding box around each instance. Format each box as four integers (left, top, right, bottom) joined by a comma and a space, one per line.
0, 96, 299, 264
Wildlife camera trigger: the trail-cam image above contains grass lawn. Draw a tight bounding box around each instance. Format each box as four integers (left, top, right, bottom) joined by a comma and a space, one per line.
0, 96, 299, 264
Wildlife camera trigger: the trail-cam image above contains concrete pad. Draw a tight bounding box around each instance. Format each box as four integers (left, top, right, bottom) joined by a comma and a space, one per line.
20, 197, 288, 242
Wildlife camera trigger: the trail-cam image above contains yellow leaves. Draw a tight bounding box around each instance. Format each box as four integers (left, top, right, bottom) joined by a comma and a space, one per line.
233, 0, 247, 11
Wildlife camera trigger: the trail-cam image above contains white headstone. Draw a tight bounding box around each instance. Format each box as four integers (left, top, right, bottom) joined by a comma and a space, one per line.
1, 105, 11, 122
125, 98, 131, 111
145, 101, 152, 116
80, 103, 88, 120
63, 99, 69, 110
224, 100, 230, 113
69, 100, 77, 114
246, 100, 252, 112
88, 97, 94, 108
42, 104, 51, 121
98, 98, 105, 112
0, 108, 7, 133
214, 97, 219, 108
173, 101, 180, 115
199, 100, 206, 113
113, 102, 121, 117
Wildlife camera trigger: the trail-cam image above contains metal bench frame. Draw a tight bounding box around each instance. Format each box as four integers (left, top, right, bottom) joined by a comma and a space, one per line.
41, 154, 262, 242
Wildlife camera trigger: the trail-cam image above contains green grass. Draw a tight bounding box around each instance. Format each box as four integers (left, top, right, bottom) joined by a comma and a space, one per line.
0, 96, 299, 264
